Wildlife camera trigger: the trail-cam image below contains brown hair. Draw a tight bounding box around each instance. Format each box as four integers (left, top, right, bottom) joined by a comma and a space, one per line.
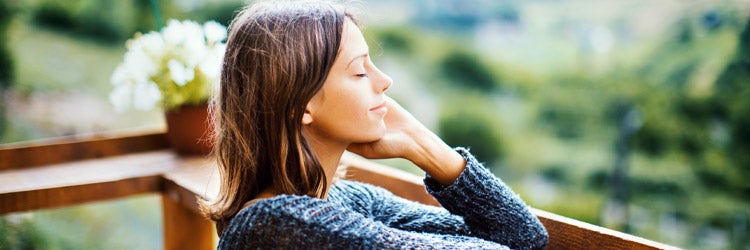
200, 0, 356, 232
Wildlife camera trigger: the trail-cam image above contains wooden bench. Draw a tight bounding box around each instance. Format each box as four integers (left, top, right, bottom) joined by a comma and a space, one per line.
0, 130, 679, 249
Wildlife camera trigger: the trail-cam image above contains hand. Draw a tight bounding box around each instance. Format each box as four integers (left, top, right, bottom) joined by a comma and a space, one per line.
347, 96, 421, 160
347, 96, 466, 186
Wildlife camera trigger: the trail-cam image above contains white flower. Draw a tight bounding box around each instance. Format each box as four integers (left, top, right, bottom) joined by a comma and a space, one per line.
183, 34, 208, 67
110, 66, 129, 86
204, 21, 227, 44
136, 32, 166, 59
162, 19, 204, 46
162, 19, 187, 45
122, 48, 157, 80
110, 19, 227, 112
198, 43, 225, 83
109, 84, 133, 112
132, 81, 162, 111
183, 20, 205, 41
168, 59, 194, 86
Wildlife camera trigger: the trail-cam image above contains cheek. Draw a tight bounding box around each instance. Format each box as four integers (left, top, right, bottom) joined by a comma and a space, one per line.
322, 78, 361, 108
313, 81, 384, 142
327, 85, 368, 122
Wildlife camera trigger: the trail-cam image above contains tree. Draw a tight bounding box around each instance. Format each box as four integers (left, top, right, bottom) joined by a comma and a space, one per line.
0, 0, 15, 140
439, 50, 498, 91
0, 0, 13, 90
710, 19, 750, 194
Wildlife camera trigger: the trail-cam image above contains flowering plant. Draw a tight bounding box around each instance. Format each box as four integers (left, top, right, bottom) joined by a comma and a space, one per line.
109, 19, 227, 112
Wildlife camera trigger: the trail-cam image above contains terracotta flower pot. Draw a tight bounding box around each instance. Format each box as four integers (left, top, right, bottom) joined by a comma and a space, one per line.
164, 103, 212, 155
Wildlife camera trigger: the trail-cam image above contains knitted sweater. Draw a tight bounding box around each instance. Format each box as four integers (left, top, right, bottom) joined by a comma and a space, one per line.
218, 148, 549, 249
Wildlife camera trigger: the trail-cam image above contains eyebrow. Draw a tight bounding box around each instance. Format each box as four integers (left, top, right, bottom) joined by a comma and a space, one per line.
345, 53, 368, 69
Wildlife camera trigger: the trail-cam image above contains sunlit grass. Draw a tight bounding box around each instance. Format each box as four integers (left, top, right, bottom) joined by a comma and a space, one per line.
8, 18, 124, 96
3, 16, 163, 144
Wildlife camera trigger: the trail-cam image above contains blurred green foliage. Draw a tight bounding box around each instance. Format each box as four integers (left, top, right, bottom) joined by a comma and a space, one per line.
28, 0, 241, 43
364, 3, 750, 248
0, 217, 52, 249
438, 105, 505, 164
0, 0, 14, 147
0, 0, 14, 89
710, 20, 750, 196
31, 0, 154, 42
439, 50, 498, 91
191, 1, 245, 26
1, 195, 162, 249
2, 0, 750, 249
372, 27, 415, 55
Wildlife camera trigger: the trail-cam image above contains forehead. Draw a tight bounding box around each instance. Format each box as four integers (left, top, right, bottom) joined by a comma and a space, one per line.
338, 20, 368, 58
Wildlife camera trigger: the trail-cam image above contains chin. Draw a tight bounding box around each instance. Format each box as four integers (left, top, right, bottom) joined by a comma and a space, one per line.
356, 127, 386, 143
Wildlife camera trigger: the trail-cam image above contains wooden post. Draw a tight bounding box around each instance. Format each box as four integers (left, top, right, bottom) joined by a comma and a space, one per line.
162, 193, 215, 250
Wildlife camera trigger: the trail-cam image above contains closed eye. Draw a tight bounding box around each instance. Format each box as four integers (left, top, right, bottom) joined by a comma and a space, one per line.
355, 73, 369, 78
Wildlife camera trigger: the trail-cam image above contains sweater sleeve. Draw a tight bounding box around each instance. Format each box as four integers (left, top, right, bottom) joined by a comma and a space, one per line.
218, 195, 510, 250
331, 148, 547, 250
330, 180, 473, 236
423, 147, 549, 249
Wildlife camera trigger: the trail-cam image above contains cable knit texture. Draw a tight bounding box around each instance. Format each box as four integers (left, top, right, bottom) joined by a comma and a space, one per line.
218, 148, 548, 249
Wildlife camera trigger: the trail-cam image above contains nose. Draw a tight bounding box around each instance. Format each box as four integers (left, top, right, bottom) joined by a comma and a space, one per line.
374, 68, 392, 94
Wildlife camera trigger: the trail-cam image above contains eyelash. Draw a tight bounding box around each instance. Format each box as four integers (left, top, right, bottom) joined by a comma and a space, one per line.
356, 73, 369, 78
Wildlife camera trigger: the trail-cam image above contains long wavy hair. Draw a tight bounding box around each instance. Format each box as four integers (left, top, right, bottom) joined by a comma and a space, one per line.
200, 0, 356, 232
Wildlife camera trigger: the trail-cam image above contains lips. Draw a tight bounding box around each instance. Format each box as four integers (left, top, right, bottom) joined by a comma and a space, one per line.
369, 102, 386, 111
369, 102, 388, 115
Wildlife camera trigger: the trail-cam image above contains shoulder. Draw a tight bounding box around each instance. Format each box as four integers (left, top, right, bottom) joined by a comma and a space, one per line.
218, 194, 382, 249
221, 195, 324, 235
229, 194, 332, 219
219, 195, 349, 247
224, 182, 392, 229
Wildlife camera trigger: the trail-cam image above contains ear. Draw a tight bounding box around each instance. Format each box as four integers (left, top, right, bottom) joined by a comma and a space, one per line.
303, 91, 323, 126
302, 105, 314, 125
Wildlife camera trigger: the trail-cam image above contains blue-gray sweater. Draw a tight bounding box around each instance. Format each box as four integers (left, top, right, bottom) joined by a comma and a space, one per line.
219, 148, 549, 249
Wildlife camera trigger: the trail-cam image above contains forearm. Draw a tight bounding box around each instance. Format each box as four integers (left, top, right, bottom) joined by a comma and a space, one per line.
425, 148, 549, 250
405, 126, 466, 186
221, 193, 511, 250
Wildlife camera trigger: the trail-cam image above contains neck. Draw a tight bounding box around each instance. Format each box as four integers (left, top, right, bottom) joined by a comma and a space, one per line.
302, 129, 348, 196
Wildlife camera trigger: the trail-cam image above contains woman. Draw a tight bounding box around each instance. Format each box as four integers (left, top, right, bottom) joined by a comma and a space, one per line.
201, 0, 549, 249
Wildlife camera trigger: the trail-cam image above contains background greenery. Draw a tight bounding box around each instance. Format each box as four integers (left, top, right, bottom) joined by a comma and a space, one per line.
1, 0, 749, 249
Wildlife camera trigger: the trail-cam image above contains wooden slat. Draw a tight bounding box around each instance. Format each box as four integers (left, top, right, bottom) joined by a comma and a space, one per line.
161, 156, 219, 204
0, 130, 169, 170
532, 209, 680, 250
0, 176, 162, 214
341, 153, 679, 250
0, 151, 177, 193
0, 150, 178, 214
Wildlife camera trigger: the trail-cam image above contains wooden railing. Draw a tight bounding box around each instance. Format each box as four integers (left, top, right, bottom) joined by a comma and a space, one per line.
0, 131, 680, 249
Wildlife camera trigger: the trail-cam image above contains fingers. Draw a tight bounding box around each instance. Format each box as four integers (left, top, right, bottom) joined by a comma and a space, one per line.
347, 142, 385, 159
347, 133, 408, 160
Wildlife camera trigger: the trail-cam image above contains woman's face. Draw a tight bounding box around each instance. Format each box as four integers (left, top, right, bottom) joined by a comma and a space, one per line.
303, 19, 393, 144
